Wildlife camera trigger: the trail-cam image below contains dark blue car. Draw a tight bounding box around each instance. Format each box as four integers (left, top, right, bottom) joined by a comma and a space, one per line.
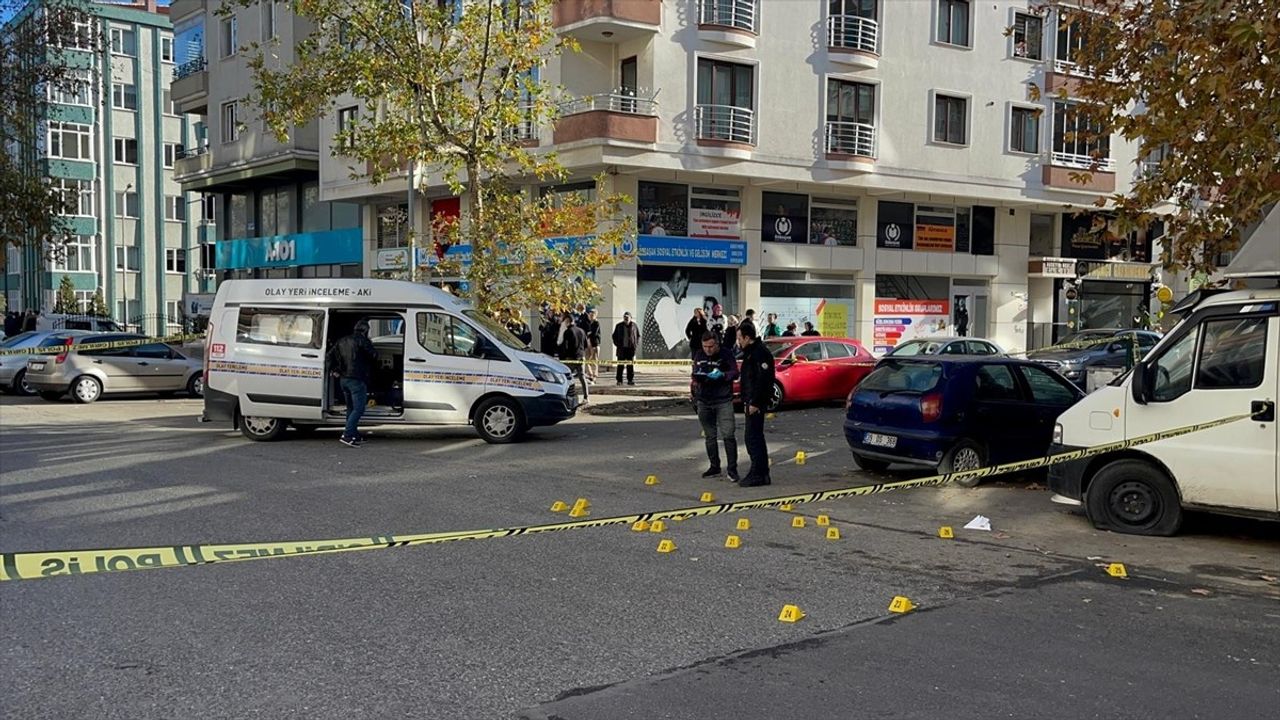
844, 356, 1084, 486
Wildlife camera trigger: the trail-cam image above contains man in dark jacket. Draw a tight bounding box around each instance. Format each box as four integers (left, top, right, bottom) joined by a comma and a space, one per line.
736, 322, 776, 486
801, 321, 820, 337
692, 331, 739, 481
327, 320, 378, 447
612, 311, 640, 385
558, 311, 590, 401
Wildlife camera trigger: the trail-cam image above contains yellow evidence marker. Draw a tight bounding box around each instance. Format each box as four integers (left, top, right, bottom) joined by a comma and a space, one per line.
826, 527, 841, 540
736, 518, 751, 531
1106, 563, 1128, 579
550, 501, 568, 513
701, 492, 715, 503
631, 520, 650, 532
791, 516, 806, 529
649, 520, 666, 533
938, 526, 954, 539
724, 535, 741, 549
644, 475, 659, 486
795, 451, 806, 465
816, 515, 830, 526
656, 539, 676, 553
777, 604, 805, 623
888, 596, 916, 613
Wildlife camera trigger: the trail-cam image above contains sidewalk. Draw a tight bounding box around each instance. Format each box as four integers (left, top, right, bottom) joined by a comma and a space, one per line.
577, 367, 693, 415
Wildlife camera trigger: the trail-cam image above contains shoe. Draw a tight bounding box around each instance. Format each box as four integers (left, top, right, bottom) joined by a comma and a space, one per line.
701, 466, 722, 479
627, 381, 635, 386
738, 476, 769, 487
339, 436, 360, 448
727, 469, 740, 483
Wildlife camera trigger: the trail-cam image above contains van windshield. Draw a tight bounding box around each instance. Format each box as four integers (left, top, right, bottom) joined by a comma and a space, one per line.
859, 361, 943, 393
463, 310, 529, 351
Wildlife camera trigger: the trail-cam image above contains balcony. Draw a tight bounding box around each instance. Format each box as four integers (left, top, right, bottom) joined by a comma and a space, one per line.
827, 15, 879, 69
172, 145, 211, 182
169, 0, 204, 22
698, 0, 758, 48
504, 113, 540, 148
824, 121, 876, 171
552, 0, 661, 42
1043, 151, 1117, 193
694, 104, 753, 159
553, 91, 658, 146
171, 57, 208, 115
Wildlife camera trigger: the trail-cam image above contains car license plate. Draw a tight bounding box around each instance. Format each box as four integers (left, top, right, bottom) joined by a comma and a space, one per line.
29, 361, 45, 371
864, 432, 897, 448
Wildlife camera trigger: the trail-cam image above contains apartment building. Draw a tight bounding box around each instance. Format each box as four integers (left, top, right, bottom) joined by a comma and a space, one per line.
168, 0, 363, 287
2, 0, 213, 333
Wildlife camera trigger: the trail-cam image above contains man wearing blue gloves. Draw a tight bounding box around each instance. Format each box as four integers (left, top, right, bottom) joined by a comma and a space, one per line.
691, 331, 740, 481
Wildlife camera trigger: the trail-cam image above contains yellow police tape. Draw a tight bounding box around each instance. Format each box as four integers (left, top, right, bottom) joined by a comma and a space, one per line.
0, 413, 1249, 583
0, 332, 204, 357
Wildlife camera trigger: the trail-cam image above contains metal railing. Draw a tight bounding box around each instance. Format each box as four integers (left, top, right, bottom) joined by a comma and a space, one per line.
827, 14, 878, 54
174, 145, 209, 160
173, 56, 207, 80
559, 91, 658, 116
694, 104, 754, 145
698, 0, 758, 33
824, 121, 876, 158
504, 116, 538, 143
1051, 151, 1116, 172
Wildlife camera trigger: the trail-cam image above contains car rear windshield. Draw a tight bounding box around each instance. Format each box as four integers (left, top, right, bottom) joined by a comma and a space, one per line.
0, 332, 37, 348
859, 361, 943, 393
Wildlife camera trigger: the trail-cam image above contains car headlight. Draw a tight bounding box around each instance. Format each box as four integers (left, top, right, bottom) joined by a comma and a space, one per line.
523, 361, 565, 385
1052, 423, 1063, 445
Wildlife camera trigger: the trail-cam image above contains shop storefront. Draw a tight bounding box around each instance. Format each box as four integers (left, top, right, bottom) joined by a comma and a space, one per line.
216, 227, 364, 280
760, 271, 857, 338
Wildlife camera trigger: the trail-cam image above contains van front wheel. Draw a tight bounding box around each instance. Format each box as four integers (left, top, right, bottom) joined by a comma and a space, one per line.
1085, 459, 1183, 536
241, 415, 287, 442
474, 397, 526, 444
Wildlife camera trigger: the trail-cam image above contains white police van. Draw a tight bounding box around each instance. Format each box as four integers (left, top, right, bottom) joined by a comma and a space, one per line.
201, 279, 578, 443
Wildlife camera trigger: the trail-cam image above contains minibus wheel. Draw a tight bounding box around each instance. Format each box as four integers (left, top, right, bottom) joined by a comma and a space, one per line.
474, 397, 526, 444
1085, 459, 1182, 536
240, 415, 287, 442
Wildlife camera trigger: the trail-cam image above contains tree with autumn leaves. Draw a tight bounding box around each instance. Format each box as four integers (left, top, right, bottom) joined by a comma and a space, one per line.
1034, 0, 1279, 278
239, 0, 633, 316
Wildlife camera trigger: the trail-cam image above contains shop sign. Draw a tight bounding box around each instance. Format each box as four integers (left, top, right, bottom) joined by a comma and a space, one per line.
1029, 257, 1077, 278
915, 222, 955, 252
877, 201, 915, 250
637, 235, 746, 266
375, 248, 411, 271
217, 227, 363, 270
688, 207, 741, 239
872, 298, 952, 354
1078, 260, 1155, 281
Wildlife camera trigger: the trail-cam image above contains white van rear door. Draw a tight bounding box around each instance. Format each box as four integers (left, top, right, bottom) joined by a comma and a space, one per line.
402, 310, 491, 423
230, 305, 327, 421
1126, 311, 1278, 512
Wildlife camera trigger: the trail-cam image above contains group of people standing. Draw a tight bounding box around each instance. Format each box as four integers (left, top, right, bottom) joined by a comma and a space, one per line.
3, 310, 38, 337
690, 313, 776, 487
684, 307, 822, 360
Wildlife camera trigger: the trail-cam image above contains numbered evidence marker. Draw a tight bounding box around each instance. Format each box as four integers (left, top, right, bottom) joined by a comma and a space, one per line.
938, 526, 954, 539
656, 539, 676, 554
649, 520, 666, 533
791, 516, 806, 529
550, 501, 568, 513
777, 604, 805, 623
816, 514, 830, 526
736, 518, 751, 531
825, 527, 841, 540
888, 596, 916, 614
795, 451, 806, 465
644, 475, 659, 485
1106, 563, 1128, 579
631, 520, 650, 532
569, 498, 590, 517
700, 492, 715, 503
724, 534, 741, 549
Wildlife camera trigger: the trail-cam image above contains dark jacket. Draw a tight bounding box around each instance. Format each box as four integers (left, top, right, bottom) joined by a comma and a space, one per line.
540, 319, 560, 355
559, 324, 588, 360
508, 321, 532, 346
738, 338, 776, 409
723, 323, 738, 348
579, 318, 601, 348
691, 343, 739, 404
612, 320, 639, 352
801, 329, 820, 337
684, 316, 707, 343
327, 332, 378, 382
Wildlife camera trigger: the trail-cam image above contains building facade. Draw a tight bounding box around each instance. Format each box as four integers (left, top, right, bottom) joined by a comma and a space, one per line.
3, 0, 213, 333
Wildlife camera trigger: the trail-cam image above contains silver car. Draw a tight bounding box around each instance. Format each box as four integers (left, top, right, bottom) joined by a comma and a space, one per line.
0, 330, 91, 395
884, 337, 1005, 358
25, 333, 204, 403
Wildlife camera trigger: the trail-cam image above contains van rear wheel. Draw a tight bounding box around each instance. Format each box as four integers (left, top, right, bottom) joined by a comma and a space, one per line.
1085, 459, 1182, 536
240, 415, 287, 442
474, 397, 526, 444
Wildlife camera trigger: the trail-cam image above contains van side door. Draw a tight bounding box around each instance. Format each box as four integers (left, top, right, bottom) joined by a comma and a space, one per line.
403, 310, 492, 423
232, 306, 327, 421
1128, 310, 1278, 512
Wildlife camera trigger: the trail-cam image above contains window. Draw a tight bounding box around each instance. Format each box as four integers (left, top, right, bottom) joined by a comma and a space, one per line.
52, 178, 95, 216
161, 35, 174, 62
221, 102, 240, 143
53, 17, 95, 50
113, 137, 139, 165
1020, 365, 1078, 404
792, 342, 823, 361
1150, 325, 1199, 402
134, 343, 175, 359
811, 199, 858, 246
47, 121, 92, 160
933, 94, 967, 145
165, 248, 187, 273
200, 194, 216, 222
115, 191, 140, 218
75, 291, 94, 312
1052, 101, 1110, 166
110, 27, 137, 56
936, 0, 970, 47
417, 312, 483, 358
162, 90, 179, 116
826, 78, 875, 156
48, 68, 91, 106
1013, 12, 1043, 60
1141, 143, 1170, 177
165, 196, 186, 222
112, 83, 138, 111
114, 245, 140, 271
52, 235, 97, 272
1010, 106, 1040, 154
1195, 317, 1269, 390
973, 364, 1019, 401
695, 58, 755, 143
236, 307, 324, 348
263, 0, 277, 39
336, 105, 358, 152
81, 334, 134, 357
822, 342, 852, 359
164, 142, 184, 168
220, 16, 238, 57
166, 300, 182, 328
1056, 11, 1089, 71
966, 341, 999, 356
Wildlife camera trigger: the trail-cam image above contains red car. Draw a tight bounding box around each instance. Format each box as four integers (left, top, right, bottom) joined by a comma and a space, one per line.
732, 337, 877, 411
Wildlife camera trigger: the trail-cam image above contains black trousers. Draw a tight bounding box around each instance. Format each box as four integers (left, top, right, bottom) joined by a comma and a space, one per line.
744, 409, 769, 479
616, 349, 635, 383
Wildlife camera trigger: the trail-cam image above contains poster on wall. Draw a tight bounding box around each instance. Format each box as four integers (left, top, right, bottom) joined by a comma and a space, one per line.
638, 267, 736, 359
759, 297, 855, 338
637, 182, 689, 237
872, 298, 952, 354
915, 205, 957, 252
761, 192, 809, 243
877, 200, 915, 249
688, 206, 741, 239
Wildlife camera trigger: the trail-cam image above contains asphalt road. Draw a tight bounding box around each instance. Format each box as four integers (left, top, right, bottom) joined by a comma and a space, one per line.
2, 396, 1278, 719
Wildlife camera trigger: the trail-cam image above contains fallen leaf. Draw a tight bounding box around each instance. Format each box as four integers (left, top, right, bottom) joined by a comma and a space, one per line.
1190, 588, 1212, 596
1260, 575, 1277, 583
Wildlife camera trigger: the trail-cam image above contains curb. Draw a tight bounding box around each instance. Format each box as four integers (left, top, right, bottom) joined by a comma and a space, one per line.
579, 396, 692, 416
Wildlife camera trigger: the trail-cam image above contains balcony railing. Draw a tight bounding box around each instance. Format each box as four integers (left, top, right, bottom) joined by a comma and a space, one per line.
174, 56, 207, 80
698, 0, 758, 33
504, 109, 538, 143
827, 15, 878, 53
559, 91, 658, 116
825, 121, 876, 158
1051, 151, 1116, 172
695, 104, 754, 145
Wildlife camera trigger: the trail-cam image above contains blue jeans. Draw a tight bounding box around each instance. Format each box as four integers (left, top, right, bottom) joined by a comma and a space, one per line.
340, 378, 368, 439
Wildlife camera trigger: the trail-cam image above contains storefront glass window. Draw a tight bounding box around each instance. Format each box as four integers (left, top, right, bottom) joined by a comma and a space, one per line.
1030, 213, 1055, 256
761, 192, 808, 243
636, 265, 738, 359
301, 183, 326, 232
227, 193, 249, 239
688, 187, 740, 239
1079, 281, 1146, 330
761, 279, 856, 338
637, 181, 688, 236
811, 199, 858, 246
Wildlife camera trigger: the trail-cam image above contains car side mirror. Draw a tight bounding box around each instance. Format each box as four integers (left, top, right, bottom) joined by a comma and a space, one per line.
1131, 361, 1150, 405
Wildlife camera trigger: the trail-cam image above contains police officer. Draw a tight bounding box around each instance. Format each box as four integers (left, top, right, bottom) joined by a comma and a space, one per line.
736, 322, 776, 486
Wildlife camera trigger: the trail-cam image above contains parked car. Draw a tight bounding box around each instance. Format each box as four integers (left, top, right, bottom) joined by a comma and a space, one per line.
844, 356, 1085, 486
26, 333, 203, 403
733, 337, 877, 411
0, 330, 91, 395
883, 337, 1005, 358
42, 314, 124, 332
1028, 328, 1161, 387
